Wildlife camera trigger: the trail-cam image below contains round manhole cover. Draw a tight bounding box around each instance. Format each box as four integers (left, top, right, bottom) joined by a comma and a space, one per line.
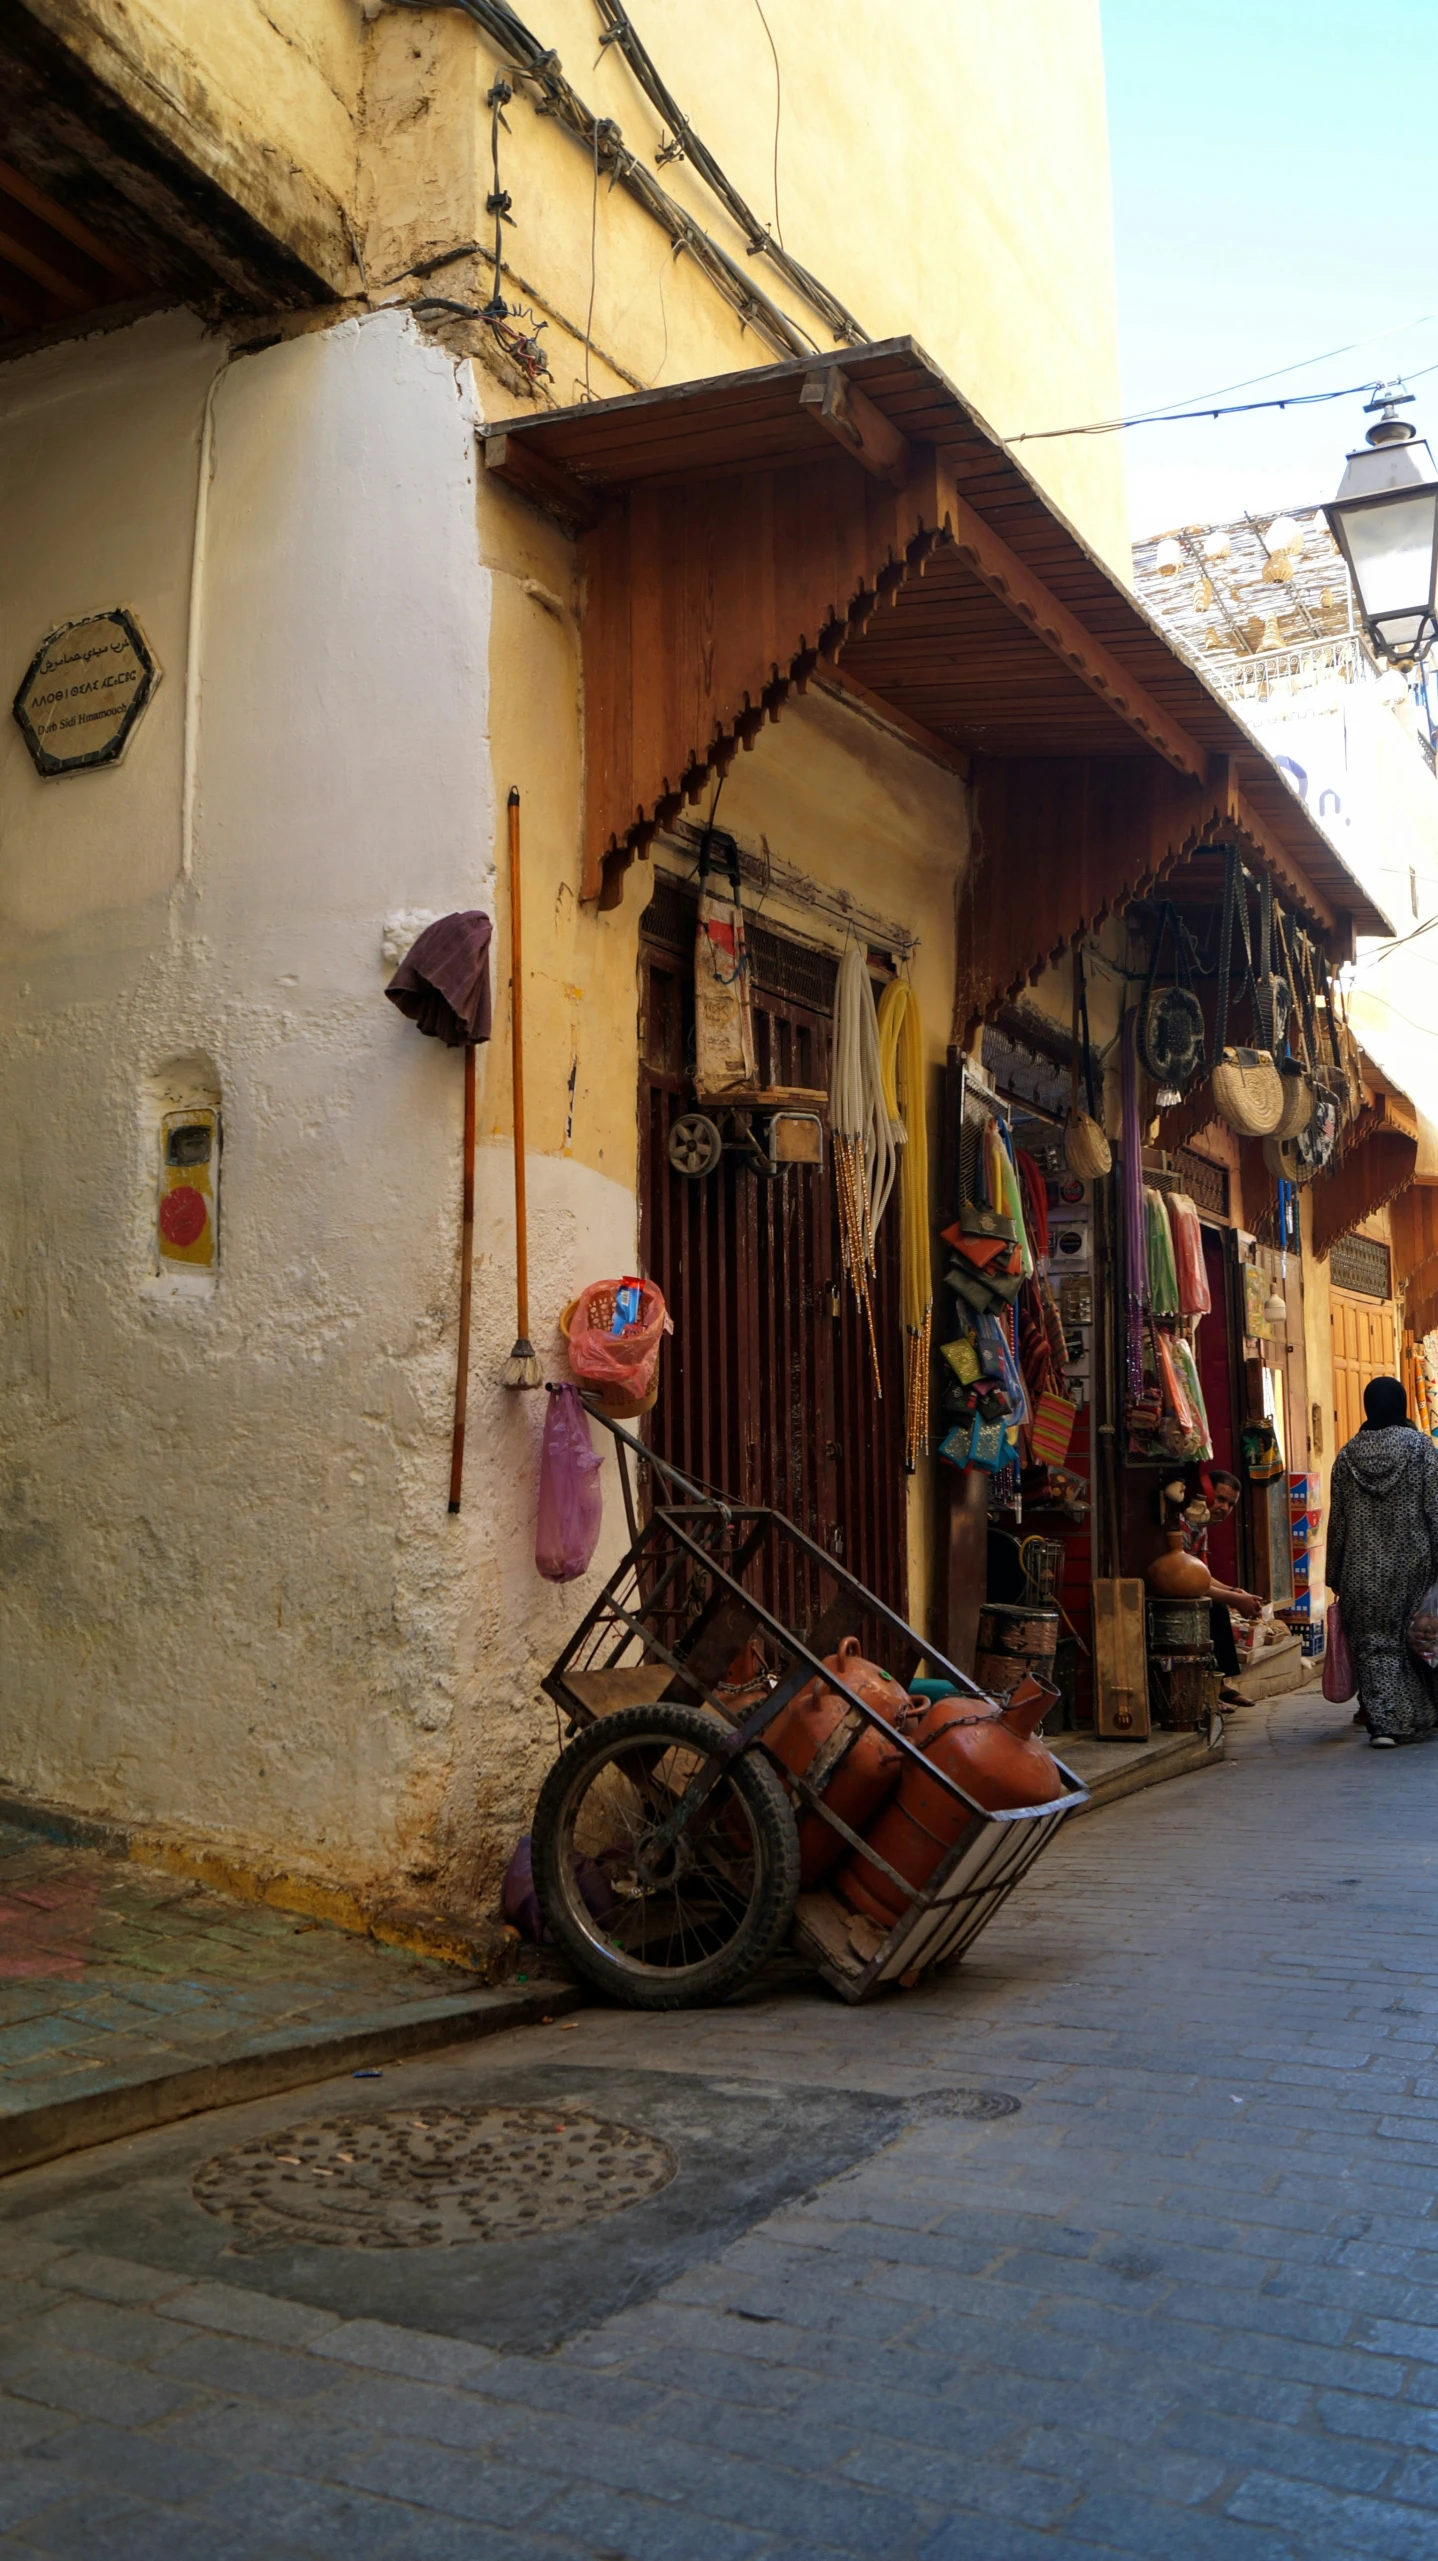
193, 2104, 676, 2251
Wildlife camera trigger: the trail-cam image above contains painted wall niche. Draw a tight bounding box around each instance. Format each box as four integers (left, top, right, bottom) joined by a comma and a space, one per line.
142, 1054, 222, 1298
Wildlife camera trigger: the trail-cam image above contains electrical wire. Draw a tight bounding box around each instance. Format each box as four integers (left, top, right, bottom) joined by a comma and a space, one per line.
583, 115, 603, 395
1010, 354, 1438, 445
388, 0, 827, 361
591, 0, 865, 347
751, 0, 784, 251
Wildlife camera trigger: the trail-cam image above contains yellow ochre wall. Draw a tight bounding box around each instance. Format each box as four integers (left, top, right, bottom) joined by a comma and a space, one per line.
0, 0, 1130, 1902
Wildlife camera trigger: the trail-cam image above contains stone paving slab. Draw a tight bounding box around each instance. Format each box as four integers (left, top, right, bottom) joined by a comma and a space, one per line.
0, 1825, 576, 2173
0, 1689, 1436, 2555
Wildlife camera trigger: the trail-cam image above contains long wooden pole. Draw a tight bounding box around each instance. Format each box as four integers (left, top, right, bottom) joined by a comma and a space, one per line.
447, 1039, 477, 1513
509, 786, 529, 1348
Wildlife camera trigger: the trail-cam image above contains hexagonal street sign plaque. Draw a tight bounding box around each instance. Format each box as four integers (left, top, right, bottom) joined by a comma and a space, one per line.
13, 607, 159, 776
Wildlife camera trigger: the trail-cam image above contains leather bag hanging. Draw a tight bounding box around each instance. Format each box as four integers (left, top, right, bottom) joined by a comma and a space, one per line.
1065, 943, 1112, 1178
1138, 903, 1206, 1102
1209, 847, 1284, 1138
1270, 909, 1314, 1140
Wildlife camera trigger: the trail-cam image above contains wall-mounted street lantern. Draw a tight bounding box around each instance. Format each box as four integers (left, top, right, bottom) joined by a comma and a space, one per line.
1324, 384, 1438, 668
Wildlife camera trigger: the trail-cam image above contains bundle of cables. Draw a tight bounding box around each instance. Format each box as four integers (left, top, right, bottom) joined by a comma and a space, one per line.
877, 979, 932, 1470
830, 943, 896, 1391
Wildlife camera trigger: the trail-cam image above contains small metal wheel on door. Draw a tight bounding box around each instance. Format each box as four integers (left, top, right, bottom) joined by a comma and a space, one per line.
667, 1111, 724, 1179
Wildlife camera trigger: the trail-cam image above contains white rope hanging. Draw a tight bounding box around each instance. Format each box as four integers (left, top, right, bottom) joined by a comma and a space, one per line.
831, 943, 898, 1387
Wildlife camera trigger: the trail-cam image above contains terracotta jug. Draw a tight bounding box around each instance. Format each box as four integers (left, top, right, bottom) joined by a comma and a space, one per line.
763, 1634, 909, 1887
836, 1672, 1064, 1929
1144, 1530, 1211, 1600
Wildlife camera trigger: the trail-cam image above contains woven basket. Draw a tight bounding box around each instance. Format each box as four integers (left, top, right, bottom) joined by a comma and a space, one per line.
1274, 1062, 1315, 1142
1064, 1109, 1111, 1180
1212, 1045, 1284, 1138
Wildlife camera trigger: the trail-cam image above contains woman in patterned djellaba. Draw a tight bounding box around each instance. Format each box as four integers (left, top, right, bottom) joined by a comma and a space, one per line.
1327, 1376, 1438, 1747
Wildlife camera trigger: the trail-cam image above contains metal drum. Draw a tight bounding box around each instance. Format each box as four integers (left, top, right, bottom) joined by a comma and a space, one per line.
976, 1602, 1059, 1700
1147, 1595, 1218, 1733
1146, 1597, 1211, 1656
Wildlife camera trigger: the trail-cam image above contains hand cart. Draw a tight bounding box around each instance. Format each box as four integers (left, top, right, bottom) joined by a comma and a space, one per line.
532, 1402, 1087, 2008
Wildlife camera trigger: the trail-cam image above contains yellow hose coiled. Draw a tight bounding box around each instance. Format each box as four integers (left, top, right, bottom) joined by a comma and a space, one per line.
877, 980, 932, 1467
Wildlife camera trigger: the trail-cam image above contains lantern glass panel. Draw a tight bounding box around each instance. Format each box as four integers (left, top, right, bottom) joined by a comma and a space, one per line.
1341, 491, 1438, 621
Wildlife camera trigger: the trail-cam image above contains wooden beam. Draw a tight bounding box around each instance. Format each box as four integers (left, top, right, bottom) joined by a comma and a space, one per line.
943, 488, 1208, 781
0, 157, 147, 292
481, 430, 601, 532
799, 366, 911, 489
1232, 787, 1337, 937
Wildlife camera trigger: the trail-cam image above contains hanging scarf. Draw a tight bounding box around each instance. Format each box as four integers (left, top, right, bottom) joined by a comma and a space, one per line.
831, 944, 895, 1391
877, 980, 932, 1470
1144, 1186, 1180, 1317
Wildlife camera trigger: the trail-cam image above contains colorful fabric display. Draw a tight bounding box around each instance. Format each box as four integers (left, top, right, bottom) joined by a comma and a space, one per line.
1030, 1390, 1078, 1467
997, 1123, 1034, 1278
1167, 1192, 1211, 1315
1171, 1335, 1212, 1459
1144, 1186, 1180, 1317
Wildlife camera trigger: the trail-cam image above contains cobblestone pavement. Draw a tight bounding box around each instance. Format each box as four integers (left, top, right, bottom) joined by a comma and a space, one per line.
5, 1691, 1438, 2556
0, 1825, 476, 2125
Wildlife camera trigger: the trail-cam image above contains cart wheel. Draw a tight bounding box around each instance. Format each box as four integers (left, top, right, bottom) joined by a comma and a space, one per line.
668, 1112, 723, 1179
531, 1703, 800, 2009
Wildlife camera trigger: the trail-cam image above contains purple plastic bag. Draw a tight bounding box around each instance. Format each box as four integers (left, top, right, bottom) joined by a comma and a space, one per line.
535, 1384, 603, 1581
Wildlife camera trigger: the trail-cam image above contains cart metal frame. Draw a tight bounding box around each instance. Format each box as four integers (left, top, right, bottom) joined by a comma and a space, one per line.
542, 1400, 1087, 2000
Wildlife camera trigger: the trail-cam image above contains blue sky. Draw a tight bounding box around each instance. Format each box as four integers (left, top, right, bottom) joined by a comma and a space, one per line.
1101, 1, 1438, 537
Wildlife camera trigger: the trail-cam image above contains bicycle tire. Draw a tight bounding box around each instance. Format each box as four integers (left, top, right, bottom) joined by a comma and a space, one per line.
531, 1702, 800, 2010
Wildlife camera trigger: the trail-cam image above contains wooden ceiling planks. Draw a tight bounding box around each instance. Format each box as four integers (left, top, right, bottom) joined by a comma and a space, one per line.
484, 336, 1390, 965
0, 153, 150, 343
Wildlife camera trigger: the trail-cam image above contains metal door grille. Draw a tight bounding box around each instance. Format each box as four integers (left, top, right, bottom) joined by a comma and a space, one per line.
638, 926, 906, 1631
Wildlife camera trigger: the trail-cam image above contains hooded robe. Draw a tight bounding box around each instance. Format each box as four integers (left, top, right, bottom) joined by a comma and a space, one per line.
1327, 1423, 1438, 1740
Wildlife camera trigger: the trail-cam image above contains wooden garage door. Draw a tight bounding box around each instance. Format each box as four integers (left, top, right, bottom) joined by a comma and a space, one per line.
1331, 1289, 1398, 1452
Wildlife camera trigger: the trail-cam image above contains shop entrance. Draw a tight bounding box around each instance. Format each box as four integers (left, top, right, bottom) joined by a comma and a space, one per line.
637, 874, 907, 1619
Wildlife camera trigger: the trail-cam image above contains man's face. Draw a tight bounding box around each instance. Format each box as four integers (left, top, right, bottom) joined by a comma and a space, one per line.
1209, 1481, 1238, 1524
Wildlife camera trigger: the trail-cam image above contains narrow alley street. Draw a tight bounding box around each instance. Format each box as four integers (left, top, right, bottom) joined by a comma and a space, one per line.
2, 1695, 1437, 2561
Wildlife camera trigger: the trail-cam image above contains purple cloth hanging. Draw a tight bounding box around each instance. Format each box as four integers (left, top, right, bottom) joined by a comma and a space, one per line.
1122, 1009, 1148, 1396
386, 911, 493, 1046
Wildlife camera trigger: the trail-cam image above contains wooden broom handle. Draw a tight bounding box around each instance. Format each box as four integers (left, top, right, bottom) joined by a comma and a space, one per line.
509, 787, 529, 1344
448, 1038, 477, 1513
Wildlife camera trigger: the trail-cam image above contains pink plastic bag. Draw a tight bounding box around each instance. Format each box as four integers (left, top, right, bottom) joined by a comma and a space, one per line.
535, 1385, 603, 1582
1322, 1600, 1355, 1703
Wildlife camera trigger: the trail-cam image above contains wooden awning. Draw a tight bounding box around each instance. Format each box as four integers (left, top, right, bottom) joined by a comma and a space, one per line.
1313, 1059, 1420, 1260
483, 338, 1388, 1024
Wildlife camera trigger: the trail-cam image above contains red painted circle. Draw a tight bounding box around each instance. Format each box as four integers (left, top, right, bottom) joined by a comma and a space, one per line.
160, 1186, 208, 1247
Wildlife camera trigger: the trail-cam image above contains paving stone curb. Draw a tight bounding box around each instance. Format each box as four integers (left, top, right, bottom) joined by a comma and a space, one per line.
0, 1982, 584, 2178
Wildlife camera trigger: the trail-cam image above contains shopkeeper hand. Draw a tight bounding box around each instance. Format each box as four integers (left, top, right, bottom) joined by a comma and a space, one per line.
1229, 1589, 1263, 1620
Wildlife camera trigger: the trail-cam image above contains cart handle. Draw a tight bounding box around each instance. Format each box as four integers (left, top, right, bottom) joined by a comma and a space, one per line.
578, 1396, 733, 1522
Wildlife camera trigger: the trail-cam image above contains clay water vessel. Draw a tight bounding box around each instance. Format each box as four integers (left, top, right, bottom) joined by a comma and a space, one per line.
1144, 1529, 1211, 1600
763, 1634, 909, 1887
836, 1672, 1063, 1928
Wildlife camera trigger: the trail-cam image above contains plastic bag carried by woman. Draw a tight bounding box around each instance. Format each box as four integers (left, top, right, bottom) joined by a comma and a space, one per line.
536, 1385, 603, 1581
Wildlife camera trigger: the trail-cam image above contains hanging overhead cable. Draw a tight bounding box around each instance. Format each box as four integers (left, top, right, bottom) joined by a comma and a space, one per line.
590, 0, 866, 349
389, 0, 857, 362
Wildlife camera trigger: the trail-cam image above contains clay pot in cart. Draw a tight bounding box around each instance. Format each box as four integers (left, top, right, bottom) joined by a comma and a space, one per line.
763, 1634, 910, 1887
1144, 1530, 1211, 1600
835, 1674, 1064, 1929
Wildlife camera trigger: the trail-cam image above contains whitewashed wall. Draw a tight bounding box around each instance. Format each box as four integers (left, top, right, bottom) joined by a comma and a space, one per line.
0, 306, 634, 1901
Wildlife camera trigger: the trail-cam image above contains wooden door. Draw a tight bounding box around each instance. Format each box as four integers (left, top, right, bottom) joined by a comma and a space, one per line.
638, 877, 907, 1620
1331, 1289, 1397, 1451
